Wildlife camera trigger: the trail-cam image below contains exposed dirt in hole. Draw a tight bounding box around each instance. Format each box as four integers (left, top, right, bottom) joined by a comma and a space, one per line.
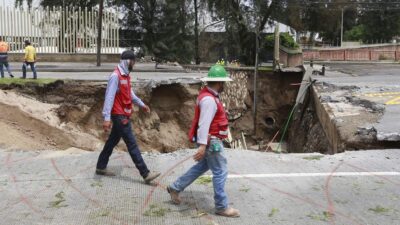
0, 69, 304, 153
288, 89, 331, 154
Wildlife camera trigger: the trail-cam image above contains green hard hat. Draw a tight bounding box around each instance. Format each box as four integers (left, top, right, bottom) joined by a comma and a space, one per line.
201, 65, 233, 82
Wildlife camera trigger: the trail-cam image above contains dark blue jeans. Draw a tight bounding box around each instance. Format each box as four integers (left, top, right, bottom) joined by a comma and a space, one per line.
96, 115, 150, 178
22, 62, 37, 79
0, 62, 12, 78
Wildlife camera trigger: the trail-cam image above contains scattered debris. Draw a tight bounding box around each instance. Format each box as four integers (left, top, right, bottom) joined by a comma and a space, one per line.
334, 199, 349, 204
191, 211, 208, 218
307, 211, 333, 222
312, 186, 321, 191
369, 206, 390, 214
49, 191, 68, 208
144, 204, 171, 217
303, 155, 324, 160
97, 210, 111, 217
239, 187, 250, 192
356, 126, 377, 136
268, 208, 280, 218
91, 181, 103, 188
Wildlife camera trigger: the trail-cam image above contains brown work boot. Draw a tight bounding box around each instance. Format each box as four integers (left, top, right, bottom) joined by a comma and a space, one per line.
143, 171, 161, 184
167, 186, 181, 205
95, 169, 116, 176
216, 207, 240, 218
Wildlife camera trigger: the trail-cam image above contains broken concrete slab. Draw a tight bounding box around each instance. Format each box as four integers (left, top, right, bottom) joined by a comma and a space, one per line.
307, 63, 400, 152
376, 105, 400, 141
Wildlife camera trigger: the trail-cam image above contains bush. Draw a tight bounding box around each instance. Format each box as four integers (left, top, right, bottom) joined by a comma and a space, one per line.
265, 32, 299, 50
344, 25, 365, 42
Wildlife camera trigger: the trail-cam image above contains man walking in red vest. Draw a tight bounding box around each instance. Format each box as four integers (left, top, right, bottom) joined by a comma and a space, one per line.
96, 50, 160, 184
167, 65, 240, 217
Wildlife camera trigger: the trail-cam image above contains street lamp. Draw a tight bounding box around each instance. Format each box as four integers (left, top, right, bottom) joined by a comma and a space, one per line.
340, 7, 346, 47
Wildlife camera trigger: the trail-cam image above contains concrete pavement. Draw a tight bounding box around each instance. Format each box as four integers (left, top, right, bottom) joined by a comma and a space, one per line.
4, 62, 186, 73
1, 148, 400, 225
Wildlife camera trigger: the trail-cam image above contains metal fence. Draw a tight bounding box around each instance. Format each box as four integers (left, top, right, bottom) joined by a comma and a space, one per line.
0, 6, 119, 54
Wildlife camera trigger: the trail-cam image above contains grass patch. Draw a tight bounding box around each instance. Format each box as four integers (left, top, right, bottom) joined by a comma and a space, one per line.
0, 78, 57, 86
258, 66, 274, 72
91, 181, 103, 188
303, 155, 324, 161
191, 211, 208, 218
334, 199, 349, 204
239, 187, 250, 192
307, 211, 333, 222
268, 208, 280, 218
49, 191, 68, 208
143, 204, 171, 217
97, 210, 111, 217
369, 206, 390, 214
312, 185, 321, 191
375, 180, 385, 185
195, 176, 212, 185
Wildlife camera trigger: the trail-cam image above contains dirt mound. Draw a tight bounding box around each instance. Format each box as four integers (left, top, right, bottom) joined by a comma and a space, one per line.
0, 81, 201, 152
0, 86, 105, 151
0, 103, 71, 150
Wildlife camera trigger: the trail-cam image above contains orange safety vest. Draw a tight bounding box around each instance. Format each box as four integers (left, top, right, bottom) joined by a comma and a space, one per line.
0, 41, 8, 54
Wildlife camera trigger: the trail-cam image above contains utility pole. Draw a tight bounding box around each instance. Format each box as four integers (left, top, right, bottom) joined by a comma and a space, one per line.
273, 24, 280, 70
96, 0, 104, 67
253, 20, 260, 136
194, 0, 200, 65
340, 7, 344, 48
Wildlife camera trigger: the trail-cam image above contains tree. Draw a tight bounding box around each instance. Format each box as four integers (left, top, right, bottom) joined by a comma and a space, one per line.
205, 0, 286, 65
114, 0, 194, 63
359, 1, 400, 43
113, 0, 163, 56
154, 0, 194, 63
344, 25, 365, 41
15, 0, 99, 8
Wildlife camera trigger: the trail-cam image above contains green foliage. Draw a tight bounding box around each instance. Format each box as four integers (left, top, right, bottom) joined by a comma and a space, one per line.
115, 0, 193, 64
195, 176, 212, 185
344, 25, 365, 42
303, 155, 324, 161
0, 78, 57, 86
143, 204, 171, 217
359, 9, 400, 43
265, 32, 299, 50
369, 205, 391, 214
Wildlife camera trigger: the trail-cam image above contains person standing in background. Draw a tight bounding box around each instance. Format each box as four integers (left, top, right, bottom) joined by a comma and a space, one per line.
22, 40, 37, 79
0, 37, 14, 78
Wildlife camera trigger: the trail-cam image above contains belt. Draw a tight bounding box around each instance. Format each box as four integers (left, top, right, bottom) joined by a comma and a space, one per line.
210, 136, 222, 140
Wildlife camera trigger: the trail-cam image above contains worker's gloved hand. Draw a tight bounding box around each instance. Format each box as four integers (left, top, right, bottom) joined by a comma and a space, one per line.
142, 105, 151, 114
103, 121, 112, 132
193, 145, 206, 161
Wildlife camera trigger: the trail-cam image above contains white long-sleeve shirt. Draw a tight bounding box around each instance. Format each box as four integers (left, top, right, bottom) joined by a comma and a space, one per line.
196, 87, 219, 145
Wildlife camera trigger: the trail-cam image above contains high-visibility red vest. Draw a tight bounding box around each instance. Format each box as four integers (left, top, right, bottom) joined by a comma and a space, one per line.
188, 87, 229, 142
111, 67, 133, 117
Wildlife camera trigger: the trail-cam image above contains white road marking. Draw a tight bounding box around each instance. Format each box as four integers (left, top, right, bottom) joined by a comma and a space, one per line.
204, 172, 400, 179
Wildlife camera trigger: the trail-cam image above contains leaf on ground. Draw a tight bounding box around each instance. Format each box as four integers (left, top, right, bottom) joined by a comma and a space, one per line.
268, 208, 280, 217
